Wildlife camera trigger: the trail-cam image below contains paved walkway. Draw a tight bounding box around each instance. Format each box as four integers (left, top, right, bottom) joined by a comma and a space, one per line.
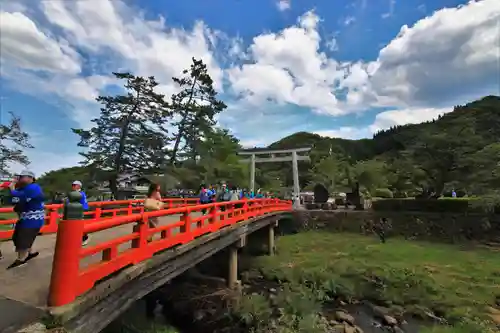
0, 213, 198, 308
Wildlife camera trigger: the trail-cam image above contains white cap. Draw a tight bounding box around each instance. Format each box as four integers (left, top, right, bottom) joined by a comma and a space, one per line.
18, 170, 35, 178
72, 180, 82, 186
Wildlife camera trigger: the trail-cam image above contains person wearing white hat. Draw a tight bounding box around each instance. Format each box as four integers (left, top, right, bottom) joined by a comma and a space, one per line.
71, 180, 90, 245
7, 170, 44, 269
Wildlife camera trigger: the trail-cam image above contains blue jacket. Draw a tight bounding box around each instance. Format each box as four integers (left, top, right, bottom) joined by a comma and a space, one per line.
199, 190, 212, 203
79, 190, 89, 210
10, 183, 45, 228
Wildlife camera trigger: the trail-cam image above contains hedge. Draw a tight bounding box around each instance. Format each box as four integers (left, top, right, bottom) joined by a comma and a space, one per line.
371, 198, 500, 214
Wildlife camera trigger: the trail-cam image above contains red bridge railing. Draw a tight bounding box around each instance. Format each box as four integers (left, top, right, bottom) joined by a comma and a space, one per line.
48, 198, 292, 307
0, 198, 200, 239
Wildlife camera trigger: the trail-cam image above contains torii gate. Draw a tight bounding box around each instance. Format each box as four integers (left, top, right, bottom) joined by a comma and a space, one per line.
238, 147, 311, 209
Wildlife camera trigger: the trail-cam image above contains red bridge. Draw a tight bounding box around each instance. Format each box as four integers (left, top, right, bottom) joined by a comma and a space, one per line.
0, 198, 292, 333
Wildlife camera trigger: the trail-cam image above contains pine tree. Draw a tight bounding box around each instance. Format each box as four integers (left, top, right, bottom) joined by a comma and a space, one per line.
72, 73, 171, 196
168, 58, 227, 164
0, 112, 33, 175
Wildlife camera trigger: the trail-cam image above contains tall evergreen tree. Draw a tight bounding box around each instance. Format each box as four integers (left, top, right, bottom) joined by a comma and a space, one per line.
0, 112, 33, 175
73, 73, 171, 196
168, 58, 227, 164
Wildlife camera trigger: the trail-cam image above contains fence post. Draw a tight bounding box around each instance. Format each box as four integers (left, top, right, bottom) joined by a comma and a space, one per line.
48, 191, 85, 307
46, 208, 59, 233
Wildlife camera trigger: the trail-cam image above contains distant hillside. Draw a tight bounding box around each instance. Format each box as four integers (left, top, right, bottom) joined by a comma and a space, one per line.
265, 95, 500, 194
270, 95, 500, 161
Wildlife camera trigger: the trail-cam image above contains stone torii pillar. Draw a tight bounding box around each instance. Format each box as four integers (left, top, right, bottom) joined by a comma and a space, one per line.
238, 147, 311, 209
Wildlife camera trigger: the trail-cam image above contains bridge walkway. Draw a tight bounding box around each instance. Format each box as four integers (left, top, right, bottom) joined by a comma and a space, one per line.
0, 213, 200, 308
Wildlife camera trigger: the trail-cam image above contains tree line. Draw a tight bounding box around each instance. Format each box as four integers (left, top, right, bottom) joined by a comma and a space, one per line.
266, 96, 500, 199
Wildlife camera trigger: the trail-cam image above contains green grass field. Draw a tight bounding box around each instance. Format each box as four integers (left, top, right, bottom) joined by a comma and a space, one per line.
251, 232, 500, 332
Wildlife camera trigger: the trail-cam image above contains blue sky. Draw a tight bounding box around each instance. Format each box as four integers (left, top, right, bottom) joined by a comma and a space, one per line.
0, 0, 499, 175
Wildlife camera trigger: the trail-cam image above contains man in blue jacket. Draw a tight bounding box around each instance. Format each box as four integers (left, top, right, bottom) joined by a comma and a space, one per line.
7, 170, 44, 269
71, 180, 90, 245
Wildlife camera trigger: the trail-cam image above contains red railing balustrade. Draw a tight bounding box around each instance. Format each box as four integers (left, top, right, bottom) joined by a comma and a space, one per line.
48, 198, 292, 307
0, 197, 200, 239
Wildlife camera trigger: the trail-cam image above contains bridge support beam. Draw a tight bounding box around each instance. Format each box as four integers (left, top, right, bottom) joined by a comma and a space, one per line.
268, 220, 277, 255
228, 247, 238, 289
228, 235, 246, 290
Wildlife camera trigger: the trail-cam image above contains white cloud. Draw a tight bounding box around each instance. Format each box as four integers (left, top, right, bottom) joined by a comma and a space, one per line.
369, 0, 500, 107
325, 36, 338, 52
0, 0, 225, 127
276, 0, 291, 12
0, 11, 81, 74
228, 0, 500, 115
227, 11, 350, 116
40, 0, 224, 91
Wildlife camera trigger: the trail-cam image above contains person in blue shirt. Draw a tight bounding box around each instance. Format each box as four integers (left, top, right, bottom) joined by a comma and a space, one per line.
199, 184, 210, 215
7, 170, 45, 269
71, 180, 90, 245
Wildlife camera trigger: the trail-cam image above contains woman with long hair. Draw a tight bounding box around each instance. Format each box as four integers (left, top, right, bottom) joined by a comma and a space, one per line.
145, 183, 162, 242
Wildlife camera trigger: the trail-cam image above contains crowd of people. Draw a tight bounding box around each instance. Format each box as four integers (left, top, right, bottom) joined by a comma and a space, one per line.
199, 183, 269, 204
1, 173, 273, 270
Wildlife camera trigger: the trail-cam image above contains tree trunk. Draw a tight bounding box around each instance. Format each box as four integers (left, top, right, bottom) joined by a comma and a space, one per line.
169, 77, 198, 165
169, 119, 186, 165
112, 92, 141, 198
109, 177, 118, 200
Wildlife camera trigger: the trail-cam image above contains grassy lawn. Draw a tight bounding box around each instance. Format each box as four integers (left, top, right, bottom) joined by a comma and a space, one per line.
250, 232, 500, 332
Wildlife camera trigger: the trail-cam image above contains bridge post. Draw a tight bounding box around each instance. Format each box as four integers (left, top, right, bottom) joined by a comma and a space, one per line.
49, 191, 84, 307
228, 246, 238, 289
228, 235, 246, 290
268, 220, 278, 255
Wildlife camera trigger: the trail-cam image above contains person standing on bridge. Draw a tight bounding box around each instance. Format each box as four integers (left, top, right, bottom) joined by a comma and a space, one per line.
199, 184, 212, 215
7, 171, 44, 269
145, 183, 162, 242
71, 181, 90, 245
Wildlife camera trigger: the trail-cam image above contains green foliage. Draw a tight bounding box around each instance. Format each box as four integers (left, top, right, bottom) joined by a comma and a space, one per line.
0, 111, 33, 174
37, 166, 105, 198
372, 198, 500, 213
373, 188, 393, 198
307, 155, 350, 192
168, 57, 227, 164
73, 72, 170, 195
351, 159, 388, 194
197, 128, 247, 186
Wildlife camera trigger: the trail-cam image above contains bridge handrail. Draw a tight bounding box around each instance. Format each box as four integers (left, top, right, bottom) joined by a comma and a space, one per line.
0, 197, 200, 239
48, 198, 292, 307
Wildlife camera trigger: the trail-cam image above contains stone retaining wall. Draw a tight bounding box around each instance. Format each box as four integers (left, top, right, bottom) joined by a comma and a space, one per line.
288, 210, 500, 243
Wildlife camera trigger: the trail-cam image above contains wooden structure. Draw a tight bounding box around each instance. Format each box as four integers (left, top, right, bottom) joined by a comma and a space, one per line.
238, 147, 311, 208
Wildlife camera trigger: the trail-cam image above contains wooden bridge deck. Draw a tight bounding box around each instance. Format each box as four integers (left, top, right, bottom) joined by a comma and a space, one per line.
0, 214, 197, 309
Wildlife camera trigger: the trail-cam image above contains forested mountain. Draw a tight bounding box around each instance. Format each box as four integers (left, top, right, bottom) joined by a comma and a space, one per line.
264, 95, 500, 197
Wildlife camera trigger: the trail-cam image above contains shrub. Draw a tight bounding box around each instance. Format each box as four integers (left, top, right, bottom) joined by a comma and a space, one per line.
372, 198, 473, 213
373, 188, 394, 198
